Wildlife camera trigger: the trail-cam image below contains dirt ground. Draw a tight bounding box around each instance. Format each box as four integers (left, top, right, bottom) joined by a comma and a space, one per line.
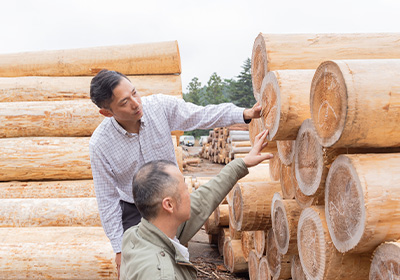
182, 145, 250, 280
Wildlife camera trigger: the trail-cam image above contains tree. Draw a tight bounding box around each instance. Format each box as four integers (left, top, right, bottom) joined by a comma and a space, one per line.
183, 77, 202, 105
203, 72, 228, 105
228, 58, 256, 108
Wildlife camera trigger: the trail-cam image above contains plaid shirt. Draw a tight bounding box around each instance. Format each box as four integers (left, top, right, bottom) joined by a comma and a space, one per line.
89, 94, 245, 252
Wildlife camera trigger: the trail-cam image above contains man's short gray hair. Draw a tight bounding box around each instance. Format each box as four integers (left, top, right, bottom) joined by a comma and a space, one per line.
132, 160, 179, 220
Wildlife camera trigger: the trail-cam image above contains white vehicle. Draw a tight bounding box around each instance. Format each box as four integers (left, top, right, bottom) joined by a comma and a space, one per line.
199, 136, 208, 146
179, 136, 186, 145
183, 136, 195, 146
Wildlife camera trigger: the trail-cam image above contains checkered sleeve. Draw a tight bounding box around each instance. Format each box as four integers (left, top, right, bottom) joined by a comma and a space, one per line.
156, 94, 245, 131
89, 146, 124, 253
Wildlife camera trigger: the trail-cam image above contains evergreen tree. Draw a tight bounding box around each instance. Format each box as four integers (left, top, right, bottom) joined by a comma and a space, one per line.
228, 58, 256, 108
203, 72, 228, 105
183, 77, 202, 105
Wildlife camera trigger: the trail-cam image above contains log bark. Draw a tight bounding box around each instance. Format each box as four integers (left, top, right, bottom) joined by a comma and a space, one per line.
251, 33, 400, 97
0, 198, 100, 227
277, 140, 296, 166
269, 152, 281, 182
258, 256, 271, 280
253, 230, 267, 259
291, 255, 307, 280
280, 163, 296, 199
271, 193, 302, 255
223, 239, 248, 273
0, 227, 116, 279
325, 153, 400, 253
241, 231, 255, 262
297, 206, 371, 280
310, 59, 400, 148
0, 137, 91, 181
266, 228, 292, 280
0, 100, 102, 137
248, 250, 260, 280
0, 75, 182, 102
0, 41, 181, 76
215, 204, 229, 227
260, 70, 315, 141
369, 240, 400, 280
231, 181, 280, 231
0, 180, 94, 198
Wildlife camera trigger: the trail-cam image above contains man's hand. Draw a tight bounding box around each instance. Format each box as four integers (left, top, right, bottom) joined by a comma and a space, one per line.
116, 252, 121, 279
243, 102, 262, 121
243, 130, 273, 168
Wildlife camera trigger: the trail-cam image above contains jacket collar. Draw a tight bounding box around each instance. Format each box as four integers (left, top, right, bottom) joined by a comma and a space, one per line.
138, 218, 192, 265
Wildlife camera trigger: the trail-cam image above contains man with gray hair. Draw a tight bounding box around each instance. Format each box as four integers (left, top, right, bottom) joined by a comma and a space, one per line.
120, 130, 273, 280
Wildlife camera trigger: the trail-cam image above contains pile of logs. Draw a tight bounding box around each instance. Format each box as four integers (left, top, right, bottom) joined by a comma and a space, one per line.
0, 41, 183, 279
201, 33, 400, 279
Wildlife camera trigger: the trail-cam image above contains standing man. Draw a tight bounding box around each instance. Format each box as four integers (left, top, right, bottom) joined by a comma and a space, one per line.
89, 69, 261, 276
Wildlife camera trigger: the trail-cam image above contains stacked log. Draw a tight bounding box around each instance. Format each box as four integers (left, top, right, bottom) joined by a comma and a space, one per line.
0, 41, 183, 278
242, 32, 400, 280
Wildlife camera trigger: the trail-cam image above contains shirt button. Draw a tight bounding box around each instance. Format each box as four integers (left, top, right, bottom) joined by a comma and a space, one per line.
160, 251, 165, 257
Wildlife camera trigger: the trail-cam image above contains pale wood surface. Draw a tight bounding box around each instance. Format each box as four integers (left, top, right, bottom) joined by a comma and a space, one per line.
223, 239, 248, 273
0, 198, 100, 227
310, 59, 400, 148
0, 41, 181, 76
248, 250, 260, 280
0, 75, 182, 102
325, 153, 400, 253
0, 227, 116, 279
369, 240, 400, 280
266, 228, 291, 280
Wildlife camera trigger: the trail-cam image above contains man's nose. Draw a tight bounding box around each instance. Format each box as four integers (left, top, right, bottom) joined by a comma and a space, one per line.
130, 97, 139, 108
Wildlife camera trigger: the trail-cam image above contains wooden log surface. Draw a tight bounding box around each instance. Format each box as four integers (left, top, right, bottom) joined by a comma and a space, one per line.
0, 75, 182, 102
248, 250, 260, 280
249, 117, 278, 154
325, 153, 400, 253
251, 32, 400, 97
0, 227, 116, 279
241, 231, 255, 262
297, 206, 371, 280
231, 181, 280, 231
0, 180, 94, 198
280, 162, 296, 200
271, 193, 302, 255
253, 230, 267, 259
260, 70, 315, 141
0, 198, 100, 227
258, 256, 271, 280
218, 227, 230, 256
0, 137, 91, 181
310, 59, 400, 148
369, 240, 400, 280
266, 228, 291, 280
215, 204, 229, 227
223, 239, 248, 273
291, 255, 307, 280
0, 41, 181, 76
269, 152, 281, 182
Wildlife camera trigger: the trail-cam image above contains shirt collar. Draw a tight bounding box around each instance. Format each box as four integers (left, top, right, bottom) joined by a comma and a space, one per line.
110, 114, 147, 136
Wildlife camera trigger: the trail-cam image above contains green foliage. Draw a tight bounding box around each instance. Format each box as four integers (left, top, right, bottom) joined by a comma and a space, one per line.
228, 58, 256, 108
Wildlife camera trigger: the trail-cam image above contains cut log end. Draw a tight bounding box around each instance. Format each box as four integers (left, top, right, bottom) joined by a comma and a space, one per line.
248, 250, 259, 280
295, 119, 324, 196
297, 207, 326, 280
310, 61, 347, 147
280, 163, 296, 199
232, 184, 243, 231
260, 73, 280, 140
325, 155, 364, 253
258, 256, 271, 280
291, 255, 307, 280
277, 140, 296, 166
251, 34, 268, 100
272, 193, 290, 255
369, 241, 400, 280
266, 229, 281, 279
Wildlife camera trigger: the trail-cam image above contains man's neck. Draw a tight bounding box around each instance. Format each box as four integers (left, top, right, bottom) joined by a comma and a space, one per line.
151, 216, 180, 239
116, 119, 141, 134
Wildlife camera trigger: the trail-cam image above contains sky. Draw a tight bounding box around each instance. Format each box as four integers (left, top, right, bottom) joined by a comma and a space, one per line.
1, 0, 399, 92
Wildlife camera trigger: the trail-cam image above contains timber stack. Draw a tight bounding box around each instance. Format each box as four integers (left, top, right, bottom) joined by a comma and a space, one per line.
201, 33, 400, 279
0, 41, 183, 279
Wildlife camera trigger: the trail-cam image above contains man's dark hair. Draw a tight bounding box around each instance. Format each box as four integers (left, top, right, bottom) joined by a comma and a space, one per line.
132, 160, 179, 220
90, 69, 130, 109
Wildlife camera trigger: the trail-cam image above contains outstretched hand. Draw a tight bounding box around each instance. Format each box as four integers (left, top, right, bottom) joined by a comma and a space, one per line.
243, 130, 274, 168
243, 102, 262, 121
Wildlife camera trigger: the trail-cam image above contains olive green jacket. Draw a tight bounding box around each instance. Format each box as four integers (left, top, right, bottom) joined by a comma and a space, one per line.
120, 158, 248, 280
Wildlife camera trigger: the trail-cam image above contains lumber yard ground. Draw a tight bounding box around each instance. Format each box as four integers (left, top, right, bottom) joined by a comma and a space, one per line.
183, 145, 249, 280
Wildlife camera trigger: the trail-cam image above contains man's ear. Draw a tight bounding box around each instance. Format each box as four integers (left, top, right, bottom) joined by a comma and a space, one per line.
161, 197, 174, 214
99, 108, 113, 118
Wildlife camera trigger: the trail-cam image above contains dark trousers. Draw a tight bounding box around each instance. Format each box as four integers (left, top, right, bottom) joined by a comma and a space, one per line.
119, 200, 142, 232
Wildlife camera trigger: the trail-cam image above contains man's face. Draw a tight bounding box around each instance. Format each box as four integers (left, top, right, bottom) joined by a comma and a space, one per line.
107, 77, 143, 123
167, 166, 191, 223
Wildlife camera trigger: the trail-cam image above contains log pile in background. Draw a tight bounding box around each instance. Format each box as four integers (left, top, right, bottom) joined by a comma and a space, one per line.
0, 41, 183, 279
199, 32, 400, 280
